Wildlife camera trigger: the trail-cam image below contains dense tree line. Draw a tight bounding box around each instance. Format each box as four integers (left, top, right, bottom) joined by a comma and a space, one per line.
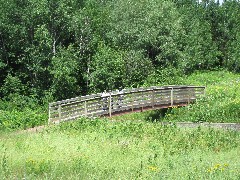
0, 0, 240, 102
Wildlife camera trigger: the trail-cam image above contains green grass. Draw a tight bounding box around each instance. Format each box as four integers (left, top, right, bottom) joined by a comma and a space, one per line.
165, 70, 240, 123
0, 70, 240, 179
0, 70, 239, 131
110, 70, 240, 123
0, 118, 240, 179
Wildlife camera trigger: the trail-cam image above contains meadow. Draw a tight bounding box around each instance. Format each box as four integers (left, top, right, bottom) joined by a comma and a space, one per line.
165, 71, 240, 123
0, 70, 240, 179
0, 118, 240, 179
1, 0, 240, 178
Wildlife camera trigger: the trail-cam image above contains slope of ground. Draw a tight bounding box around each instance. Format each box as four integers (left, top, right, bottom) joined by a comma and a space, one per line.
111, 71, 240, 123
1, 70, 240, 179
0, 118, 240, 179
165, 71, 240, 123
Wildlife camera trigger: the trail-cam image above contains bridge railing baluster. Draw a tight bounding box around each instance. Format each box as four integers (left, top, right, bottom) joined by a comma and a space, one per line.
48, 86, 206, 123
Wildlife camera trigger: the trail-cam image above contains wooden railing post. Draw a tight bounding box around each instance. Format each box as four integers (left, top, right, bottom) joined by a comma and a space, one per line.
171, 88, 174, 107
152, 90, 155, 108
131, 93, 134, 112
188, 88, 190, 104
84, 100, 87, 116
58, 104, 62, 122
109, 92, 112, 117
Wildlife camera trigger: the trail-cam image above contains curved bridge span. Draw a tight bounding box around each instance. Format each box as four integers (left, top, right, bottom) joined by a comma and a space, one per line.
49, 86, 205, 124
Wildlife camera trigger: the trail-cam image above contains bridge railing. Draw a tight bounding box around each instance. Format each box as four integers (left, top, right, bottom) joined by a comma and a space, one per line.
48, 86, 205, 123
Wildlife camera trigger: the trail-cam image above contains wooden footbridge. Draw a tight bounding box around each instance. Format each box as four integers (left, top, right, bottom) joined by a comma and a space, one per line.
48, 86, 205, 123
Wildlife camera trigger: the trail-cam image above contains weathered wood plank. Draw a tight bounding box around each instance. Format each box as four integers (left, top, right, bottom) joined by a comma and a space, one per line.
49, 86, 205, 123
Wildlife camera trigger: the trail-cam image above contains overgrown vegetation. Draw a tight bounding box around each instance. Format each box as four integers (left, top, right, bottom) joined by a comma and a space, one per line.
0, 0, 240, 179
0, 70, 239, 130
165, 71, 240, 123
1, 0, 240, 100
1, 0, 240, 129
0, 118, 239, 179
111, 70, 240, 123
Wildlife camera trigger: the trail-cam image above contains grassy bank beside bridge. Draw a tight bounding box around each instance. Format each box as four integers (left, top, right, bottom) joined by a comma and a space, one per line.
112, 70, 240, 123
0, 70, 240, 131
165, 70, 240, 123
0, 70, 240, 179
0, 118, 240, 179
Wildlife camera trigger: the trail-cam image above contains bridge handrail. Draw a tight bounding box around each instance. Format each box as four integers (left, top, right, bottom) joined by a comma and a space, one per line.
48, 85, 205, 123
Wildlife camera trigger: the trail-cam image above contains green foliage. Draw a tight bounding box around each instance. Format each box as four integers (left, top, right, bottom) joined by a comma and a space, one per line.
90, 44, 153, 92
50, 46, 81, 100
1, 75, 25, 97
220, 1, 240, 72
25, 158, 51, 175
178, 3, 220, 73
227, 32, 240, 72
144, 66, 183, 86
107, 0, 183, 67
1, 0, 240, 100
0, 109, 47, 130
165, 71, 240, 123
0, 118, 239, 179
122, 50, 153, 87
1, 0, 240, 130
89, 43, 125, 91
0, 94, 47, 131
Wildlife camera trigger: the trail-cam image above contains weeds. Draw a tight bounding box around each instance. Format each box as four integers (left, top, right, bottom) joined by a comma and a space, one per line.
0, 144, 9, 178
0, 118, 239, 179
164, 71, 240, 123
0, 71, 239, 179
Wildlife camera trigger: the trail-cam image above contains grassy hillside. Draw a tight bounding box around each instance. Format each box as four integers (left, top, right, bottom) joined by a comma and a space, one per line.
0, 118, 240, 179
0, 70, 240, 179
166, 71, 240, 123
0, 70, 239, 131
112, 71, 240, 123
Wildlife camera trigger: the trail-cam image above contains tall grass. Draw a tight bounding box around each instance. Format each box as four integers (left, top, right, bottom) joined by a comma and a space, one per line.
0, 70, 239, 179
165, 71, 240, 123
0, 118, 239, 179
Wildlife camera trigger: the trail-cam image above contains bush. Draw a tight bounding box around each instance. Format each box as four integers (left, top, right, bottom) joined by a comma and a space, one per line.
0, 94, 47, 130
0, 108, 47, 130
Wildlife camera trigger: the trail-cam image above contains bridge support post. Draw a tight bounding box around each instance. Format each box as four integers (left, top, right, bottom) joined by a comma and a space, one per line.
152, 90, 155, 108
58, 105, 62, 122
171, 88, 174, 107
109, 92, 112, 117
84, 101, 87, 116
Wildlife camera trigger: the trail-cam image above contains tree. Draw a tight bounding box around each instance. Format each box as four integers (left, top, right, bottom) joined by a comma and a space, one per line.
106, 0, 184, 67
177, 2, 220, 73
227, 32, 240, 72
70, 0, 111, 93
89, 43, 125, 92
122, 50, 153, 87
221, 0, 240, 71
50, 46, 80, 100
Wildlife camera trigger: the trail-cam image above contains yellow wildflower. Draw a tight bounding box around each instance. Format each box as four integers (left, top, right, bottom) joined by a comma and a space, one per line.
224, 163, 229, 167
148, 166, 158, 172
